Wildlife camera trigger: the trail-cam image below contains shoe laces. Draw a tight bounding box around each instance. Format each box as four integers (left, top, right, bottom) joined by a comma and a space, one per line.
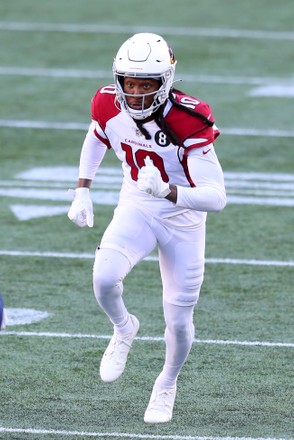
105, 334, 132, 360
150, 388, 175, 411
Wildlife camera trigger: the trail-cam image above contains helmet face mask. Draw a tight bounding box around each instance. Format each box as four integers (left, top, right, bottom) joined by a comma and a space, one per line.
113, 33, 177, 120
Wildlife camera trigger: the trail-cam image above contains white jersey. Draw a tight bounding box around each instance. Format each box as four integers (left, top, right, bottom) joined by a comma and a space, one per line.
80, 84, 224, 224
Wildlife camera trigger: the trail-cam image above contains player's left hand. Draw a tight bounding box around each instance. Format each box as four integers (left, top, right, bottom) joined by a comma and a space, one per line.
137, 156, 171, 198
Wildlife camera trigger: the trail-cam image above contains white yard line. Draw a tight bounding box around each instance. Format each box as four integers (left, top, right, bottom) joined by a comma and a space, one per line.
0, 428, 290, 440
2, 247, 293, 348
2, 169, 294, 212
1, 119, 294, 138
1, 66, 293, 86
220, 128, 294, 138
0, 21, 294, 41
0, 120, 88, 130
1, 331, 293, 348
0, 249, 294, 267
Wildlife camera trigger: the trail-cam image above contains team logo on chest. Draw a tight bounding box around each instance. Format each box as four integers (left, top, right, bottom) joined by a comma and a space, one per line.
155, 130, 170, 147
135, 128, 144, 137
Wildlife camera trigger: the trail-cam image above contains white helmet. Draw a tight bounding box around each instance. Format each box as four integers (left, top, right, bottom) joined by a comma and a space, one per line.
113, 33, 177, 120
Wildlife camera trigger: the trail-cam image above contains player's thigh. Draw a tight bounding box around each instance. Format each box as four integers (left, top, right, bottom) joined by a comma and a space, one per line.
100, 204, 157, 265
159, 223, 206, 306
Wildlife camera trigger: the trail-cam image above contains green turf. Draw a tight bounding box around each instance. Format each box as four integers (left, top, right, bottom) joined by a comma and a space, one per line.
0, 0, 293, 439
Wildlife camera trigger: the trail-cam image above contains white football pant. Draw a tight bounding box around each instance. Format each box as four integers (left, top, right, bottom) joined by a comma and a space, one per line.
93, 203, 205, 385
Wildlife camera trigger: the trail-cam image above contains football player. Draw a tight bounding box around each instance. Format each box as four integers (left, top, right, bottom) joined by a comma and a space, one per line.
68, 33, 226, 423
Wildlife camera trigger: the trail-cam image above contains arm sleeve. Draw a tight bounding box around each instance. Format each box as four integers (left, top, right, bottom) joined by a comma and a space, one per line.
176, 145, 227, 212
79, 121, 107, 180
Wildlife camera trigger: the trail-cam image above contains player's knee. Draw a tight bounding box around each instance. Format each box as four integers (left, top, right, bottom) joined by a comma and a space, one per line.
93, 269, 117, 299
164, 301, 195, 342
170, 320, 190, 337
166, 314, 194, 343
92, 247, 129, 301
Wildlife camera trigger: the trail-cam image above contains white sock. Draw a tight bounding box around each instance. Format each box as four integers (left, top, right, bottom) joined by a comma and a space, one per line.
115, 313, 135, 336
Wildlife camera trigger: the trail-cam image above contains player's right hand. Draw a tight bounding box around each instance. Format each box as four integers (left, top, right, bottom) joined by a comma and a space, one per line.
67, 187, 94, 228
137, 157, 171, 198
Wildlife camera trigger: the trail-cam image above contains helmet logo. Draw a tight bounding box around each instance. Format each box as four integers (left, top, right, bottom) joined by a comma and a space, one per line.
169, 48, 176, 65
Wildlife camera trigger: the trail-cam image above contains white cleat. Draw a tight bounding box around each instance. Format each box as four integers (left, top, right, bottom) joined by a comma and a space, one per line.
99, 315, 140, 382
144, 384, 177, 423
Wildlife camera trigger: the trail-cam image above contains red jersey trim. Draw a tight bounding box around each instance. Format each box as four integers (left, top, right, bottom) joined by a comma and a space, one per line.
181, 150, 196, 188
93, 128, 111, 149
165, 90, 220, 149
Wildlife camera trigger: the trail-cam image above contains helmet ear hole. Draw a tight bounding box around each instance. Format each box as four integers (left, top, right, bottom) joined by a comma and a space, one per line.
113, 33, 177, 120
118, 75, 124, 89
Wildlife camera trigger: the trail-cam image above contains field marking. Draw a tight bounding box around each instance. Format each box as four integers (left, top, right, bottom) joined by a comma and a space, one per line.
10, 204, 69, 220
1, 331, 293, 348
1, 66, 293, 87
0, 119, 87, 130
0, 429, 290, 440
3, 167, 294, 214
1, 119, 294, 138
2, 167, 294, 214
0, 428, 290, 440
0, 21, 294, 41
4, 160, 294, 209
0, 249, 294, 267
220, 128, 294, 138
249, 85, 294, 98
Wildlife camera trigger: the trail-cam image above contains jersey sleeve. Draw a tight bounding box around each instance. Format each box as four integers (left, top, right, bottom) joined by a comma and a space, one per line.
78, 121, 107, 180
176, 146, 226, 212
91, 84, 120, 149
165, 90, 220, 149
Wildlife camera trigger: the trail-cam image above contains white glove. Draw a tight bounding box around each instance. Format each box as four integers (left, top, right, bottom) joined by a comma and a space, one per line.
137, 157, 171, 198
67, 187, 94, 228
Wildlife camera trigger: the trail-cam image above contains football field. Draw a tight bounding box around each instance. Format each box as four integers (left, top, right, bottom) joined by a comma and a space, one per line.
0, 0, 293, 439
